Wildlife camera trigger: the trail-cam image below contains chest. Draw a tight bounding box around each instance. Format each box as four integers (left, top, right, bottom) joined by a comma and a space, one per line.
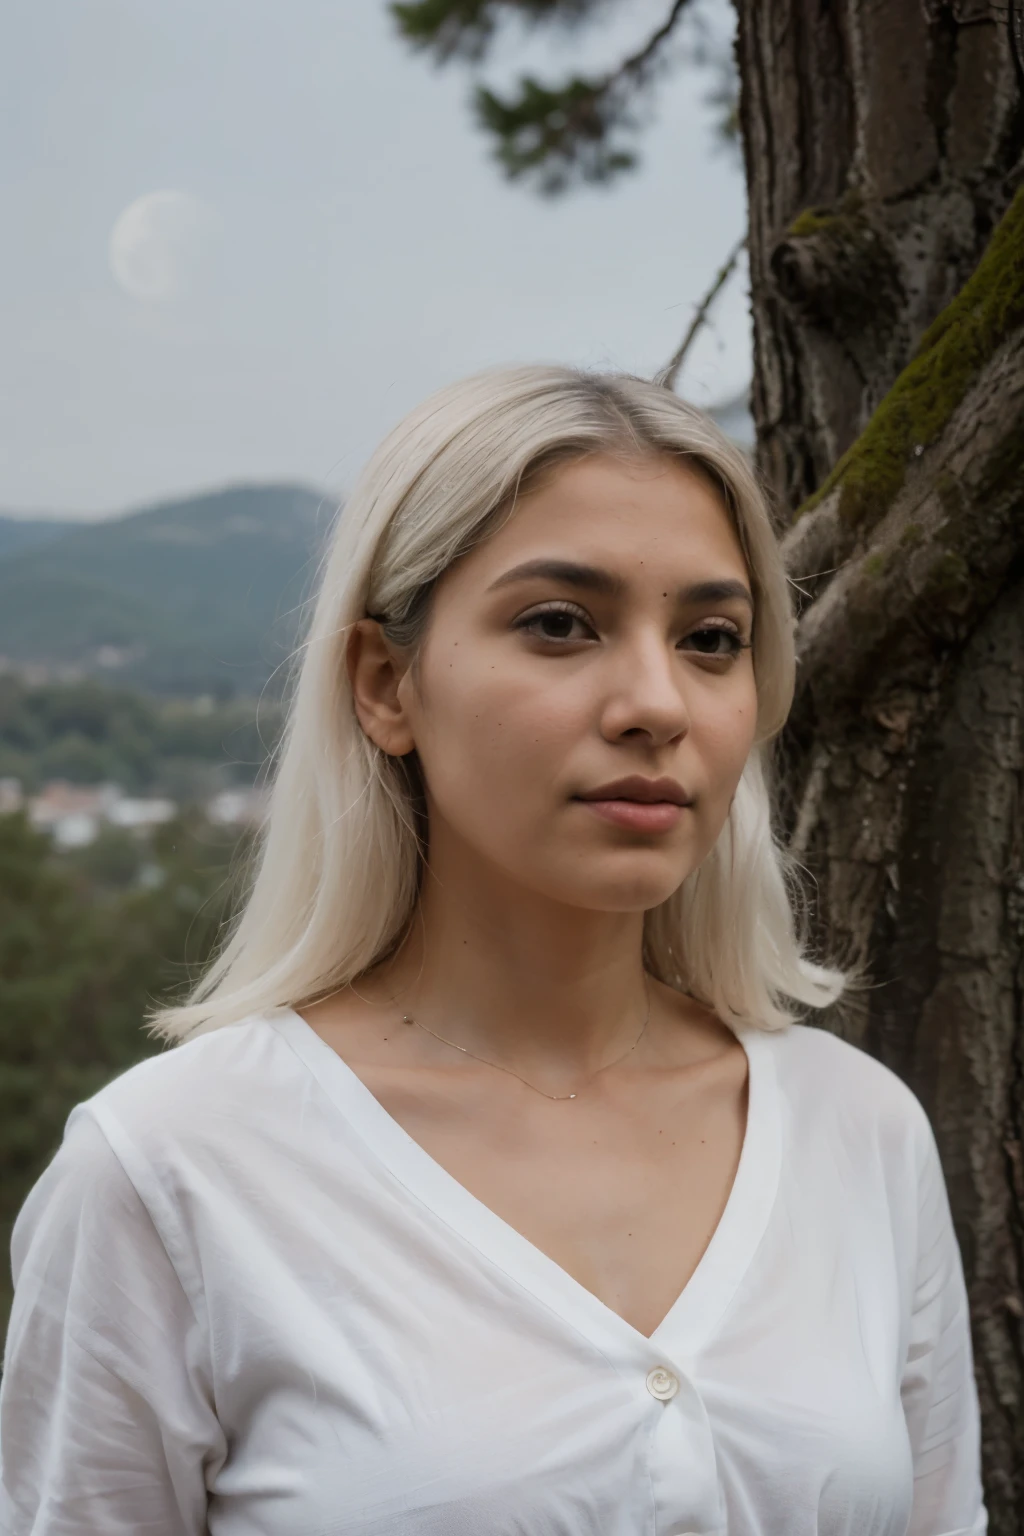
199, 1025, 918, 1536
201, 1120, 912, 1536
360, 1052, 749, 1339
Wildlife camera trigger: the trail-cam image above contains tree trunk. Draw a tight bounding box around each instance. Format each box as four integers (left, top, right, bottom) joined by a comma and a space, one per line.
735, 3, 1024, 1526
738, 0, 1024, 512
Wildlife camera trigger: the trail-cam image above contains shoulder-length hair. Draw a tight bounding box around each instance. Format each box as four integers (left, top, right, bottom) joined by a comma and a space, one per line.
150, 364, 845, 1044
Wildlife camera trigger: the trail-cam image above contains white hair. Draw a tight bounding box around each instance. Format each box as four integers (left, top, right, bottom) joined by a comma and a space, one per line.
150, 364, 845, 1045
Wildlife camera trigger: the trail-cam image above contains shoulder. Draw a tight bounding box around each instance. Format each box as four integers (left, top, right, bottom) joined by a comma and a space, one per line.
12, 1011, 304, 1283
764, 1018, 922, 1112
756, 1023, 952, 1264
760, 1020, 934, 1161
83, 1008, 298, 1134
49, 1010, 306, 1204
11, 1011, 311, 1299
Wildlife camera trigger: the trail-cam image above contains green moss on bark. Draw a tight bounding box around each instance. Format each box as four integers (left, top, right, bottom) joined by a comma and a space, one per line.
787, 190, 865, 243
778, 194, 898, 331
796, 185, 1024, 526
789, 206, 844, 239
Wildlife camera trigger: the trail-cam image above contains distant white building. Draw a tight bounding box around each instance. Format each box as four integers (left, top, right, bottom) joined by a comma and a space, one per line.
27, 781, 177, 848
51, 810, 101, 849
206, 787, 268, 828
107, 796, 176, 830
28, 782, 117, 844
18, 777, 265, 848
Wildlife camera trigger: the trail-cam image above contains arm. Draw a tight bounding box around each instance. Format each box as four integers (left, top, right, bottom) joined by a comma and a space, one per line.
0, 1105, 226, 1535
901, 1112, 987, 1536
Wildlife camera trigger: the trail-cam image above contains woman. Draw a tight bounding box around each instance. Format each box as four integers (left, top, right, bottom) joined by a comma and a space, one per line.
0, 366, 986, 1535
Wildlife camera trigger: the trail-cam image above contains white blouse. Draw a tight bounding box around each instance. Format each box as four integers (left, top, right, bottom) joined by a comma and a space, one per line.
0, 1008, 986, 1536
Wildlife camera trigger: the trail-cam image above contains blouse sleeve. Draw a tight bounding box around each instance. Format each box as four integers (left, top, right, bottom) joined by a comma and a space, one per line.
0, 1104, 225, 1535
901, 1110, 987, 1536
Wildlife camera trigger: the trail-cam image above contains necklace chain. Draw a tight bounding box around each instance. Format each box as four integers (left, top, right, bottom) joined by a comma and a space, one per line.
401, 977, 651, 1102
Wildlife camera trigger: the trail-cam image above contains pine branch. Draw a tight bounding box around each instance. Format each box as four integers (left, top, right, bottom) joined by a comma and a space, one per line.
617, 0, 692, 79
393, 0, 737, 192
655, 233, 746, 391
474, 75, 637, 193
391, 0, 608, 65
471, 0, 696, 193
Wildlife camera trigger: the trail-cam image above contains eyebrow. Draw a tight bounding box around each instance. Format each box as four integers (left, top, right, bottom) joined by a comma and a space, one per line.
485, 558, 754, 610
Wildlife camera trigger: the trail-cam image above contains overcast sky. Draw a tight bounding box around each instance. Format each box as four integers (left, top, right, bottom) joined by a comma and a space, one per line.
1, 0, 749, 519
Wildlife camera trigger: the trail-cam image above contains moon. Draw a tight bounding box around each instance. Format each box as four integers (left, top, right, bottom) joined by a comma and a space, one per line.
108, 190, 218, 303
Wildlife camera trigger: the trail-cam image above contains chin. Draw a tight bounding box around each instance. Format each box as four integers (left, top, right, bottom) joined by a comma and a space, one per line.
588, 881, 686, 914
543, 861, 690, 914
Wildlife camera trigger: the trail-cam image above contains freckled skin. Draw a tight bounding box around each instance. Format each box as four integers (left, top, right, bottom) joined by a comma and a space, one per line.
303, 451, 759, 1339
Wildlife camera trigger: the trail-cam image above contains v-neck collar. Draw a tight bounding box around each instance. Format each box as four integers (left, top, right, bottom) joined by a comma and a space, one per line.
269, 1005, 781, 1367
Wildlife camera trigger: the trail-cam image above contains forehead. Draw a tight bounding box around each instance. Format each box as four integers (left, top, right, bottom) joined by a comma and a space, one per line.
481, 451, 747, 574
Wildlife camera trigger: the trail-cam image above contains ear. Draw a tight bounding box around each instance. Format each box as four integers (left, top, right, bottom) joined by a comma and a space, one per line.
347, 619, 416, 756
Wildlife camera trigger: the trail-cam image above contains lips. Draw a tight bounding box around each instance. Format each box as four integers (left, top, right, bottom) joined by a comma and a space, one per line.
573, 776, 693, 834
575, 775, 692, 807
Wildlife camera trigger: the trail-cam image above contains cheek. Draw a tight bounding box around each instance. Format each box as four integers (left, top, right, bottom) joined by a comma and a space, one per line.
694, 683, 759, 790
414, 658, 576, 814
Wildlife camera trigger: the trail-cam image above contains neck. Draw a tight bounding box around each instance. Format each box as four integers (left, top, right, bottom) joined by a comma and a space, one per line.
373, 853, 653, 1080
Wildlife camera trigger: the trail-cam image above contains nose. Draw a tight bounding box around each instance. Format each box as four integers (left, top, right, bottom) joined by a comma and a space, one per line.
598, 628, 691, 747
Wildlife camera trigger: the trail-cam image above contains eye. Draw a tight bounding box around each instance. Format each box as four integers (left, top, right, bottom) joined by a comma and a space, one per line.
513, 602, 596, 643
680, 624, 750, 660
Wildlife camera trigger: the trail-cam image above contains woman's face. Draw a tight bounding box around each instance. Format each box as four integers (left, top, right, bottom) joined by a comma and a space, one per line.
386, 451, 759, 913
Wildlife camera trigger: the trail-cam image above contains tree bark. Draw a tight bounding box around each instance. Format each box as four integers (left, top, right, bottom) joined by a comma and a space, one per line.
737, 0, 1024, 514
735, 4, 1024, 1526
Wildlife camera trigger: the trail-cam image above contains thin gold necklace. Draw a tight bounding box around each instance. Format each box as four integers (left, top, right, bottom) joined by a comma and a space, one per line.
400, 977, 651, 1102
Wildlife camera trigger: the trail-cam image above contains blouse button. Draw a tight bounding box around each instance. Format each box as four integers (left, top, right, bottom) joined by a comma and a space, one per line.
645, 1365, 680, 1401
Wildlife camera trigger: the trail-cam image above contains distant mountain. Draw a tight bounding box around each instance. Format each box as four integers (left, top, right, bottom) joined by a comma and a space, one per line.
0, 517, 80, 560
0, 484, 337, 698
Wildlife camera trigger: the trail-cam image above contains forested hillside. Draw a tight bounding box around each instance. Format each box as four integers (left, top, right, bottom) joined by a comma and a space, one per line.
0, 670, 285, 1346
0, 675, 283, 799
0, 483, 334, 697
0, 518, 78, 560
